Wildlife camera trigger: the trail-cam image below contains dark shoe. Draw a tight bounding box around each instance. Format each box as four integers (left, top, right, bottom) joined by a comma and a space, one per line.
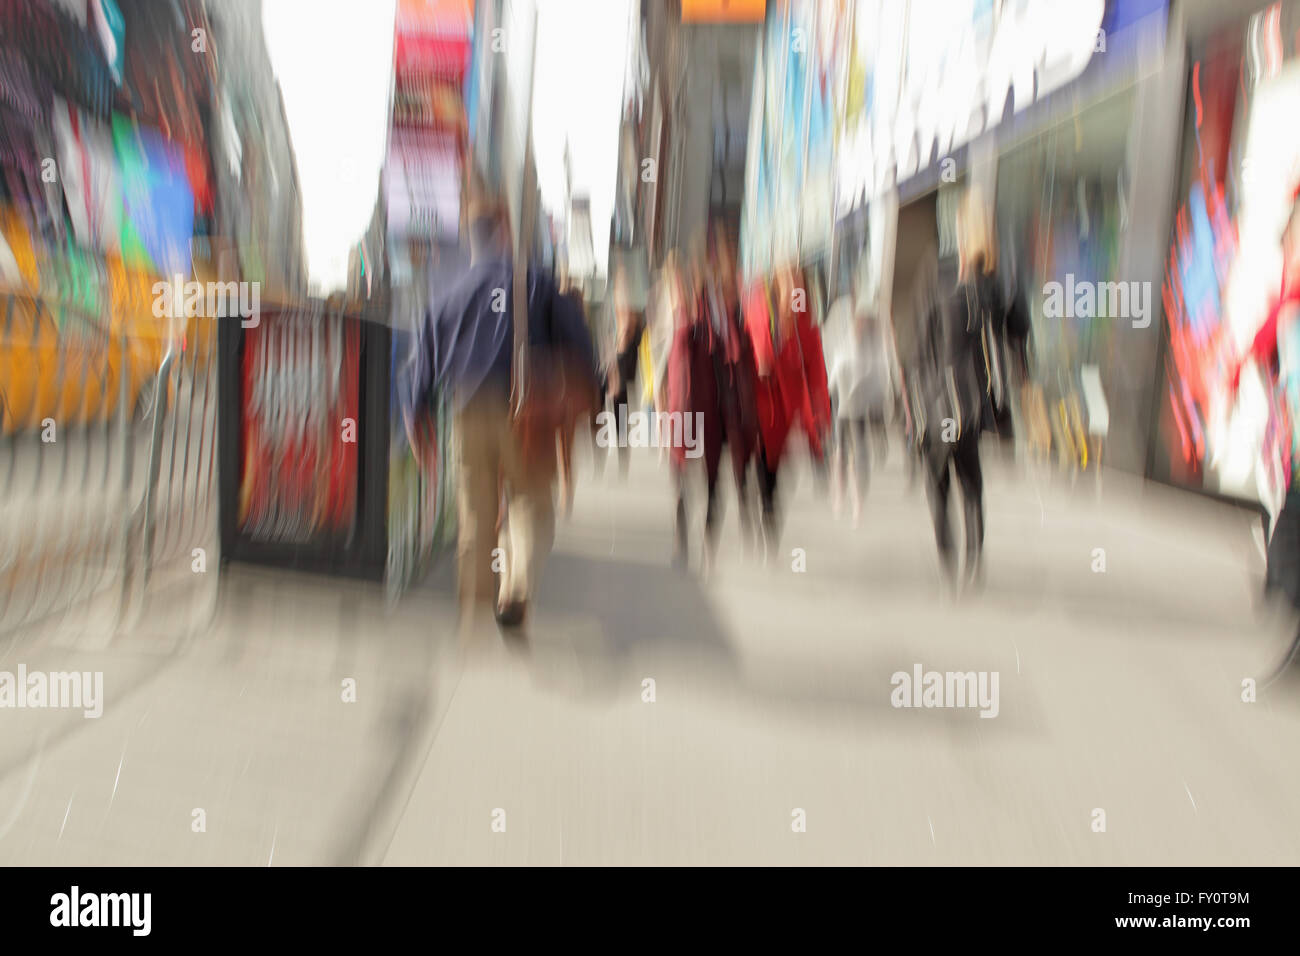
494, 599, 527, 630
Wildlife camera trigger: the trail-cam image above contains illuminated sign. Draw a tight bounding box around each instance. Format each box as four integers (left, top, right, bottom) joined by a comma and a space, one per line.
681, 0, 766, 23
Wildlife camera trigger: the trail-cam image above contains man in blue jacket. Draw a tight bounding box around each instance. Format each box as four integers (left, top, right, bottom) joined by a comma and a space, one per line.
410, 190, 599, 636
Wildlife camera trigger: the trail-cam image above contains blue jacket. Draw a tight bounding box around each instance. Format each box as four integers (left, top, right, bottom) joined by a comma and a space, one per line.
414, 257, 599, 412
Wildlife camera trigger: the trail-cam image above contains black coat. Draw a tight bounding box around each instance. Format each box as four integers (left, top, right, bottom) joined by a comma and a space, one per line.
917, 272, 1010, 442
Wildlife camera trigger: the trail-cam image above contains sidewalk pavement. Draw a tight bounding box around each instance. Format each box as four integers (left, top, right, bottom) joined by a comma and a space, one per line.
1, 441, 1296, 865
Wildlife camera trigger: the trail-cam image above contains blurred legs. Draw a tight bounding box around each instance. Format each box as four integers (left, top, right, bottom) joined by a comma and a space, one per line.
455, 395, 502, 634
455, 388, 557, 630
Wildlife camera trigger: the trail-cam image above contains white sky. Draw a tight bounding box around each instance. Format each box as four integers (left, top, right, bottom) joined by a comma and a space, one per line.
263, 0, 397, 295
530, 0, 633, 277
262, 0, 629, 288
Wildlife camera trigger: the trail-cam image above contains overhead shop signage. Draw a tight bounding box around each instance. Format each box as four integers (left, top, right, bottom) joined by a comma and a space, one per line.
836, 0, 1105, 216
392, 74, 469, 132
394, 0, 472, 80
395, 32, 472, 81
385, 130, 461, 240
387, 0, 472, 241
681, 0, 766, 23
396, 0, 474, 35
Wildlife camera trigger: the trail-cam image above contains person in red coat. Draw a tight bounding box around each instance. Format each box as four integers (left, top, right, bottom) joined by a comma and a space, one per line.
743, 264, 832, 552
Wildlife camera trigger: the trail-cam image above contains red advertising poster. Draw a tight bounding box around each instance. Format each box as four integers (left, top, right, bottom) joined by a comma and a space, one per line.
394, 32, 472, 81
238, 312, 360, 544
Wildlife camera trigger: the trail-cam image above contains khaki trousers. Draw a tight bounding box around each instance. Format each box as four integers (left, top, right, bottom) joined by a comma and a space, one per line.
454, 387, 556, 630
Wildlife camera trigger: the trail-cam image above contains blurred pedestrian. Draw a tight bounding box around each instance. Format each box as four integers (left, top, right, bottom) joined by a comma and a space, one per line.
706, 226, 759, 552
916, 189, 1006, 589
662, 250, 724, 569
606, 269, 645, 478
744, 263, 832, 557
411, 185, 599, 636
900, 254, 943, 492
556, 284, 588, 515
823, 292, 894, 525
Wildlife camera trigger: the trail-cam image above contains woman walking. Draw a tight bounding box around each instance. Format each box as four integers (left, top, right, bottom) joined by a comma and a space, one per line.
743, 263, 832, 557
916, 190, 1008, 589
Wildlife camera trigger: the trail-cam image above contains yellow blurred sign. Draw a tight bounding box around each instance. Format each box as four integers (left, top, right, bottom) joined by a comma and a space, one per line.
682, 0, 766, 23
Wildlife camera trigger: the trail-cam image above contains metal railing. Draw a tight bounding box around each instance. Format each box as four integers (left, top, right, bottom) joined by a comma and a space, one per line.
0, 288, 218, 642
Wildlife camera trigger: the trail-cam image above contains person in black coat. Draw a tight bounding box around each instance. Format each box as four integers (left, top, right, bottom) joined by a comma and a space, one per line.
915, 191, 1012, 589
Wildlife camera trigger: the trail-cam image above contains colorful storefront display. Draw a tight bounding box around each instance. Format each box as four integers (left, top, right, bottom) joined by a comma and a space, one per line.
808, 0, 1170, 475
1157, 1, 1300, 508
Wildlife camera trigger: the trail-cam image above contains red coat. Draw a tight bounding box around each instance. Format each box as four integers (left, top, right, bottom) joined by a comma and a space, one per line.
662, 300, 724, 474
743, 280, 831, 467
